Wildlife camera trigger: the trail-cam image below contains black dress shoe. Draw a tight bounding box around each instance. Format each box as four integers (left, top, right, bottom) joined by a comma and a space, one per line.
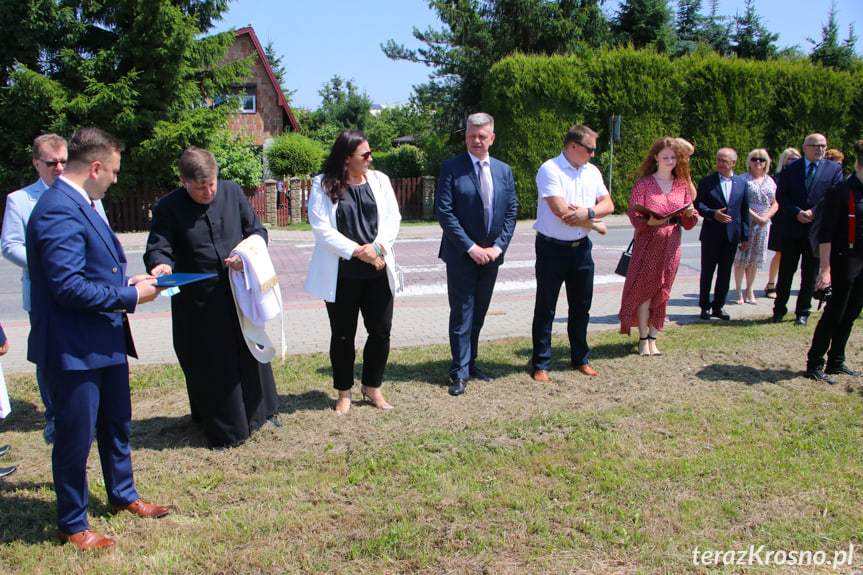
468, 366, 493, 381
0, 445, 9, 458
699, 309, 711, 320
805, 368, 836, 384
825, 363, 862, 376
771, 313, 784, 323
0, 466, 16, 479
795, 315, 808, 326
712, 308, 731, 320
448, 378, 467, 396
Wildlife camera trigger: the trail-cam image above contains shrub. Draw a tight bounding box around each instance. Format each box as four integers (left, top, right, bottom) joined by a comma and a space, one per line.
209, 130, 262, 189
266, 133, 325, 178
371, 145, 425, 177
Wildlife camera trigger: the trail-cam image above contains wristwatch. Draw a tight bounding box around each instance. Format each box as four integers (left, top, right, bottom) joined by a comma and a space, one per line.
587, 207, 595, 219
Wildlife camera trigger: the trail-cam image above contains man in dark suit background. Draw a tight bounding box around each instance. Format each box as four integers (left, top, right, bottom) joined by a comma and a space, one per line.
696, 147, 750, 320
773, 133, 843, 325
27, 128, 168, 550
436, 113, 518, 396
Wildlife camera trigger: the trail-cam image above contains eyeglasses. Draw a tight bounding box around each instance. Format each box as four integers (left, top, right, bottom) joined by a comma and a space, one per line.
39, 159, 67, 168
575, 141, 597, 154
804, 144, 827, 149
750, 158, 767, 163
353, 150, 373, 160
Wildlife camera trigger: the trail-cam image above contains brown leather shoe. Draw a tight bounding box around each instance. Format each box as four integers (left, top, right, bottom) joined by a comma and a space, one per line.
575, 363, 600, 377
57, 528, 115, 550
111, 498, 169, 518
532, 369, 550, 382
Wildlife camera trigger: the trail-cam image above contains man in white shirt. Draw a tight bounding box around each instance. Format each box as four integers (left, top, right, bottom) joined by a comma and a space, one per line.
531, 125, 613, 382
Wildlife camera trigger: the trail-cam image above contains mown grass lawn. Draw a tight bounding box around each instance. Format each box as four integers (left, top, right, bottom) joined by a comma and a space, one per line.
1, 317, 861, 574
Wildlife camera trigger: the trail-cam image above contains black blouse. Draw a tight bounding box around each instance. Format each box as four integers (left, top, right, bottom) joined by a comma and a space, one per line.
336, 182, 384, 279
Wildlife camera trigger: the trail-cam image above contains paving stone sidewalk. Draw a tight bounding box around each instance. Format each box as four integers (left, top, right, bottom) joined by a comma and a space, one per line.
0, 217, 797, 375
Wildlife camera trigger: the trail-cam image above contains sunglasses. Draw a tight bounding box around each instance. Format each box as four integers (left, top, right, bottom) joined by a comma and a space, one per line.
353, 150, 373, 160
39, 159, 67, 168
750, 158, 767, 163
575, 141, 597, 154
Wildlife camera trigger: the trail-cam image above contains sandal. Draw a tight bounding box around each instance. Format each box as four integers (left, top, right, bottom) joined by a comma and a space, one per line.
764, 283, 777, 299
735, 290, 745, 305
638, 337, 650, 356
647, 335, 662, 357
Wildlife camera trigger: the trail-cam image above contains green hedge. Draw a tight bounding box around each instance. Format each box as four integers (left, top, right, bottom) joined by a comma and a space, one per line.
484, 49, 862, 217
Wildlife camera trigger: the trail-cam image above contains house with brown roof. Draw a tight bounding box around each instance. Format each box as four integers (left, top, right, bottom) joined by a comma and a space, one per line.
223, 26, 300, 148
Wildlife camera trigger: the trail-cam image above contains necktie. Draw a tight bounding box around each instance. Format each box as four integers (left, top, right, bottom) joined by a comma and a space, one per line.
477, 160, 492, 231
806, 162, 817, 191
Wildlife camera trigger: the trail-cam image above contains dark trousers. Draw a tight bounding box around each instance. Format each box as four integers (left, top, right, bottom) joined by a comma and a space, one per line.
774, 236, 819, 318
531, 235, 594, 370
325, 273, 393, 391
807, 251, 863, 370
445, 256, 500, 380
44, 363, 139, 534
699, 240, 738, 311
30, 313, 53, 422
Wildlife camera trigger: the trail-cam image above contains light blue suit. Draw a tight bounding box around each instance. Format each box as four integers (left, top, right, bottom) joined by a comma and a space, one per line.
27, 176, 140, 534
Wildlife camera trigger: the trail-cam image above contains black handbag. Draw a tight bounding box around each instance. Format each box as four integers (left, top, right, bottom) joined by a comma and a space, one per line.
615, 239, 634, 277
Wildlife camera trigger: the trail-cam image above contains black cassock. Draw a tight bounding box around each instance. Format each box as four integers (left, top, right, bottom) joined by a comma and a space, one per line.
144, 180, 279, 448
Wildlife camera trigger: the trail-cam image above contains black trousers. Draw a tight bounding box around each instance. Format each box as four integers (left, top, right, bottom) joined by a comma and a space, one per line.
807, 250, 863, 370
699, 240, 738, 311
531, 235, 594, 370
325, 273, 393, 391
774, 237, 819, 318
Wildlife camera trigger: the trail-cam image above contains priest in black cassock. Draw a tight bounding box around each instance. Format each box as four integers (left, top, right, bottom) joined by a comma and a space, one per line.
144, 147, 279, 449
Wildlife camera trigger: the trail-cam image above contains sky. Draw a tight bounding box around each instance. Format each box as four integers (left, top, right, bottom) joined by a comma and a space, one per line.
211, 0, 862, 111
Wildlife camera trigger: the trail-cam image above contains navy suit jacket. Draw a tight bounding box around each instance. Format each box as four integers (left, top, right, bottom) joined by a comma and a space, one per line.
776, 158, 843, 240
26, 178, 139, 371
436, 152, 518, 263
695, 172, 750, 244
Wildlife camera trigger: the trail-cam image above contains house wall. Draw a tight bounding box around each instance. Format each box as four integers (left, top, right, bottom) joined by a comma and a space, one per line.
224, 35, 285, 147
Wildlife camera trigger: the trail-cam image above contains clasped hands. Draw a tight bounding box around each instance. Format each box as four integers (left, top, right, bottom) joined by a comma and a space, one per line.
354, 243, 386, 271
469, 245, 501, 265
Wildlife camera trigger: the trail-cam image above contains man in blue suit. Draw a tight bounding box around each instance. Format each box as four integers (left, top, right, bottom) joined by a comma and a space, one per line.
773, 133, 843, 326
436, 113, 518, 396
27, 128, 169, 550
695, 147, 750, 320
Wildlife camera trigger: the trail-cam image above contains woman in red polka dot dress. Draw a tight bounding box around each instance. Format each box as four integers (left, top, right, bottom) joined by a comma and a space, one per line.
619, 137, 699, 356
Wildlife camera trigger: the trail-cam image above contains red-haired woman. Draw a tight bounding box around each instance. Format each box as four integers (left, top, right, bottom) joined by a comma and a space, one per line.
619, 137, 699, 356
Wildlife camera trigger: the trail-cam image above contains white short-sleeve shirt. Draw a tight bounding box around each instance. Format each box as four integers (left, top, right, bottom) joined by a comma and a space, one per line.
533, 152, 609, 241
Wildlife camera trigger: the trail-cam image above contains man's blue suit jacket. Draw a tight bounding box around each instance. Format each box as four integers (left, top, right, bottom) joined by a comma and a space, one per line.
776, 157, 843, 240
695, 172, 750, 244
436, 152, 518, 263
26, 178, 138, 371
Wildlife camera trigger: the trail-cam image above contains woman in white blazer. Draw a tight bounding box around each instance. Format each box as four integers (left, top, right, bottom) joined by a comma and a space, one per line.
304, 130, 402, 414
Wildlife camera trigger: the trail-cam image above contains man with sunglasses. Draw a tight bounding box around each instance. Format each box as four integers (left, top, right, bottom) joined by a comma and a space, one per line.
772, 133, 843, 326
1, 134, 108, 444
530, 125, 613, 383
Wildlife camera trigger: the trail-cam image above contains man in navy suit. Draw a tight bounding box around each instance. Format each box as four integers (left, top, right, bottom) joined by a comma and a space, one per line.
436, 113, 518, 396
773, 133, 843, 326
695, 147, 750, 320
27, 128, 169, 550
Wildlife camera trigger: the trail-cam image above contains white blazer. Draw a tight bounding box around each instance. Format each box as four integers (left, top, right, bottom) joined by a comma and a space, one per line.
304, 170, 402, 302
